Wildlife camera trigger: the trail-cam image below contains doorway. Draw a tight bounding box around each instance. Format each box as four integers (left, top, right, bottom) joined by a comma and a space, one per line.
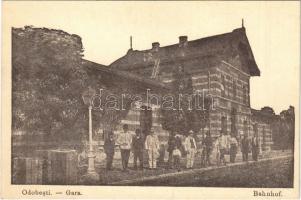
140, 106, 153, 138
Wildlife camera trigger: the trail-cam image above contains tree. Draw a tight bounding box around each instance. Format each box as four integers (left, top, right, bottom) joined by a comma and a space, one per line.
12, 26, 88, 145
12, 26, 139, 148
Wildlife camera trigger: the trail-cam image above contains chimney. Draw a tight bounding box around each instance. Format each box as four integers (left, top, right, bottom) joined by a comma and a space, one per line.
152, 42, 160, 51
179, 36, 188, 47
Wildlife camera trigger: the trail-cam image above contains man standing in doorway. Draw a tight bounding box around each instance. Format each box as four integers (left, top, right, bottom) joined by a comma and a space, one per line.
241, 134, 249, 162
117, 124, 132, 172
145, 128, 160, 169
251, 135, 259, 161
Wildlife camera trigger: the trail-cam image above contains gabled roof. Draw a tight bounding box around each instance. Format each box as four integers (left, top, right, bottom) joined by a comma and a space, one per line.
110, 27, 260, 76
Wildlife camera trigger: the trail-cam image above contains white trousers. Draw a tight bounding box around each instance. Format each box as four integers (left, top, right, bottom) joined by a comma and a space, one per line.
148, 149, 158, 168
186, 149, 196, 168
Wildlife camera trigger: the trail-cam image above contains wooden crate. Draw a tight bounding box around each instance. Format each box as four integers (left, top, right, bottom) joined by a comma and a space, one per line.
34, 150, 53, 184
48, 150, 78, 184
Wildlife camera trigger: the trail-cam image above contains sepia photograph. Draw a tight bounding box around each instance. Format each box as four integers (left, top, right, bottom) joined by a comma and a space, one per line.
1, 1, 300, 199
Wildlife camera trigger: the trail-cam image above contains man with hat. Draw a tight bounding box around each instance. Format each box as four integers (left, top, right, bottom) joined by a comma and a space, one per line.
184, 130, 197, 169
145, 128, 160, 169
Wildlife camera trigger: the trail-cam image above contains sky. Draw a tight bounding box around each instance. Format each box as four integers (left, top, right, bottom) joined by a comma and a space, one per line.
3, 1, 300, 114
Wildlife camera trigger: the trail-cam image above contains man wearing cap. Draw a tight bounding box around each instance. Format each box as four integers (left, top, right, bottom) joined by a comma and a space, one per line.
145, 128, 160, 169
184, 130, 197, 169
117, 124, 132, 171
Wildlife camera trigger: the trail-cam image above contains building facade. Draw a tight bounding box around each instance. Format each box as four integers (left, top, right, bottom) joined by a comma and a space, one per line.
110, 26, 263, 144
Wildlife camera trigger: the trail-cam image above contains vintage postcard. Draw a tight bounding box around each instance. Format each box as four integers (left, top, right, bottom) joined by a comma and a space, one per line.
1, 1, 300, 199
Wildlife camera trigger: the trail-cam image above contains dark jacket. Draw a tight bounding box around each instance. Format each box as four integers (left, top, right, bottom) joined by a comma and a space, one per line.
167, 136, 176, 153
104, 136, 115, 155
175, 136, 182, 149
241, 137, 249, 153
203, 136, 213, 149
132, 135, 144, 152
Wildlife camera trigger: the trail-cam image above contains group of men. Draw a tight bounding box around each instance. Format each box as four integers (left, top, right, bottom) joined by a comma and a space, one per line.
103, 124, 260, 172
104, 124, 161, 171
167, 130, 198, 170
216, 131, 260, 165
104, 124, 199, 171
241, 134, 260, 162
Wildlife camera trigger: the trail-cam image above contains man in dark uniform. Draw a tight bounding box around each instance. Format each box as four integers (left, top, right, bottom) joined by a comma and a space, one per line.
229, 136, 238, 163
132, 129, 144, 169
202, 131, 213, 166
167, 134, 176, 169
104, 132, 115, 170
241, 135, 249, 162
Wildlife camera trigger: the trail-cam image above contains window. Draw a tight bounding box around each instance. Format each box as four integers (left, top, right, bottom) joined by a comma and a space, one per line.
221, 116, 227, 134
221, 75, 226, 97
231, 108, 237, 136
243, 120, 248, 136
262, 127, 266, 151
207, 71, 210, 90
246, 83, 249, 106
253, 123, 258, 137
243, 85, 247, 105
233, 79, 237, 100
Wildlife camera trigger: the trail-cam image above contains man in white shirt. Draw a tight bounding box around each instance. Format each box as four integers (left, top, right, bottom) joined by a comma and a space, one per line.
184, 130, 197, 169
117, 124, 132, 171
229, 136, 238, 163
218, 131, 229, 165
145, 128, 160, 169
